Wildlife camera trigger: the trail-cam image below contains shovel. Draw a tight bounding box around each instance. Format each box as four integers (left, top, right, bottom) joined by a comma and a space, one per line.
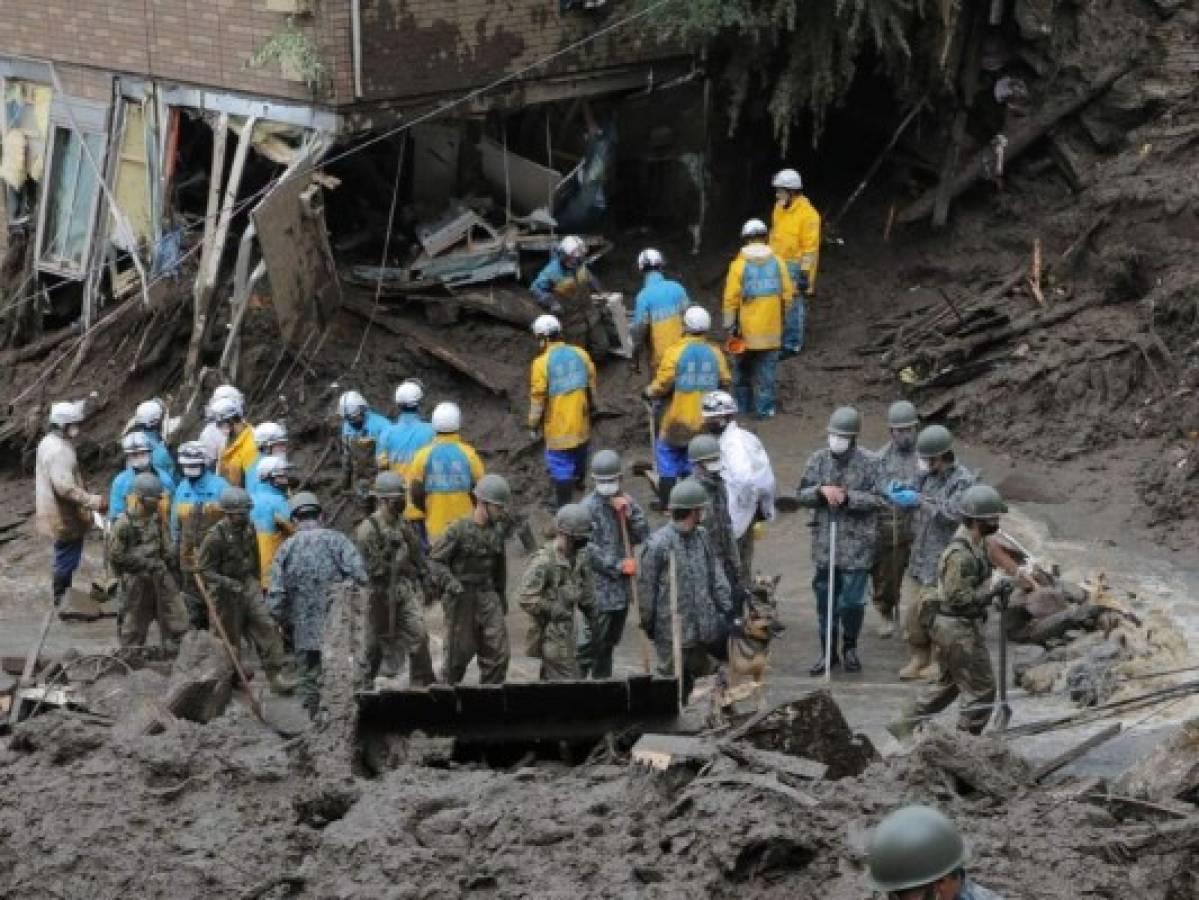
825, 515, 837, 684
668, 551, 684, 709
642, 400, 660, 492
617, 506, 652, 674
988, 582, 1014, 732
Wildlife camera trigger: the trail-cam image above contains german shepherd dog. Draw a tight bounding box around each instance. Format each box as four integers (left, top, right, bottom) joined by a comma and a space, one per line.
723, 574, 784, 709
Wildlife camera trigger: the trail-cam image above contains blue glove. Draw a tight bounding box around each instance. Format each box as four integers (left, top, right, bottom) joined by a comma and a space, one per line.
890, 488, 920, 509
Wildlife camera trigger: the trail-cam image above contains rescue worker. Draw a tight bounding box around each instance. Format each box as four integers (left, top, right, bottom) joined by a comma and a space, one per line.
519, 503, 597, 681
867, 804, 1006, 900
796, 406, 885, 676
338, 389, 390, 495
35, 399, 106, 608
378, 379, 436, 542
527, 313, 597, 509
199, 384, 244, 464
266, 492, 369, 716
700, 390, 776, 578
631, 248, 688, 374
108, 472, 189, 652
211, 394, 256, 488
244, 421, 288, 496
428, 473, 512, 685
688, 434, 743, 609
768, 168, 821, 356
131, 397, 176, 479
171, 440, 231, 627
644, 305, 732, 508
578, 450, 649, 678
109, 431, 174, 521
722, 218, 794, 419
250, 456, 295, 588
530, 234, 608, 355
409, 402, 485, 542
899, 424, 977, 682
873, 400, 921, 639
639, 478, 733, 701
353, 473, 435, 687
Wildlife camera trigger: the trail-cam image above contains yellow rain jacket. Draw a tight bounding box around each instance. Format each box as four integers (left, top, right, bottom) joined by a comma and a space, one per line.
218, 424, 258, 488
722, 243, 795, 351
251, 484, 294, 587
528, 341, 596, 450
409, 434, 486, 541
648, 336, 731, 447
770, 196, 821, 293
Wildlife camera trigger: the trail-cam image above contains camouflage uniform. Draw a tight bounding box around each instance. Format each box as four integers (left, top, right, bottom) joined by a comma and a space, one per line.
910, 527, 996, 734
108, 510, 189, 650
577, 490, 648, 678
519, 543, 596, 680
693, 468, 744, 604
354, 508, 435, 684
871, 440, 919, 622
796, 446, 885, 652
197, 517, 287, 680
266, 521, 369, 713
638, 522, 732, 700
428, 516, 510, 684
902, 463, 976, 654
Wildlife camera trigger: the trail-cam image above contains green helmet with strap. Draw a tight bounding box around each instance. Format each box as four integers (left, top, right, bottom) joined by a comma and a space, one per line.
555, 503, 592, 538
887, 400, 919, 429
475, 473, 511, 508
827, 406, 862, 437
687, 433, 721, 463
916, 424, 953, 458
288, 491, 322, 520
132, 472, 163, 499
960, 484, 1007, 520
590, 449, 622, 480
867, 805, 967, 892
668, 478, 709, 511
219, 487, 253, 514
372, 471, 407, 498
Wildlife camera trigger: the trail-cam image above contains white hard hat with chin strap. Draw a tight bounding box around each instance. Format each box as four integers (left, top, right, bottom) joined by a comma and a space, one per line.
637, 248, 664, 271
772, 168, 803, 191
338, 390, 368, 418
134, 398, 166, 428
683, 306, 711, 334
741, 219, 769, 240
558, 235, 586, 259
394, 379, 425, 407
49, 401, 87, 428
532, 314, 562, 338
432, 402, 461, 434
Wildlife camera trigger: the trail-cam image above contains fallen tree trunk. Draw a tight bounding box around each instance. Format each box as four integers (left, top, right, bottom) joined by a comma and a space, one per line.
0, 323, 80, 366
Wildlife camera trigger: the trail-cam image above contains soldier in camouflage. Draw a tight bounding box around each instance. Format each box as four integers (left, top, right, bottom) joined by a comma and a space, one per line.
519, 503, 597, 680
197, 487, 293, 695
266, 491, 369, 716
354, 472, 435, 686
899, 425, 977, 682
872, 401, 921, 639
428, 474, 512, 684
108, 472, 189, 652
577, 450, 648, 678
688, 434, 744, 610
638, 479, 732, 702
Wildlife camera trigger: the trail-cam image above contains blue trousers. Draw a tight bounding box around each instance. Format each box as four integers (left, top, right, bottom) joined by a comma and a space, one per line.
783, 261, 807, 354
545, 445, 589, 483
733, 350, 780, 419
51, 538, 84, 600
654, 440, 692, 479
812, 567, 870, 650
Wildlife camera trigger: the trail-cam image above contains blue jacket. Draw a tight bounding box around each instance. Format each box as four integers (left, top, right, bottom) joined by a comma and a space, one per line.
108, 465, 176, 521
142, 431, 176, 481
531, 255, 594, 304
378, 412, 436, 475
341, 410, 391, 442
170, 472, 231, 540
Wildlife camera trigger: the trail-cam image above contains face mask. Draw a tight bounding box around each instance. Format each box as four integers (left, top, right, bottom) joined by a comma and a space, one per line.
182, 465, 204, 479
271, 446, 288, 458
703, 460, 724, 474
893, 430, 915, 451
129, 453, 151, 471
979, 521, 999, 536
596, 480, 619, 497
917, 457, 931, 473
828, 435, 851, 455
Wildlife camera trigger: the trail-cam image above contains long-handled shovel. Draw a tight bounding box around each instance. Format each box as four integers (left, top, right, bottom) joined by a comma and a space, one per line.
989, 582, 1015, 732
825, 516, 837, 684
668, 551, 684, 709
195, 575, 267, 725
617, 506, 652, 674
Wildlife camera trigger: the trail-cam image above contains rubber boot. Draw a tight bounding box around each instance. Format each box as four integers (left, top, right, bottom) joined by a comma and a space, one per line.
553, 480, 574, 510
808, 636, 840, 677
898, 648, 930, 680
267, 669, 298, 696
917, 660, 942, 682
843, 646, 862, 673
655, 476, 676, 512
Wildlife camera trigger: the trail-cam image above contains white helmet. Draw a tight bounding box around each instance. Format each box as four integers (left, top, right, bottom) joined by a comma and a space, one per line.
432, 402, 461, 434
741, 219, 769, 240
210, 395, 242, 423
532, 314, 562, 338
257, 455, 294, 483
134, 398, 165, 428
49, 401, 86, 428
683, 306, 711, 334
211, 384, 244, 409
394, 379, 425, 408
637, 248, 665, 271
338, 390, 368, 419
253, 421, 287, 450
177, 441, 207, 473
772, 168, 803, 191
121, 431, 153, 454
701, 390, 738, 419
558, 235, 586, 260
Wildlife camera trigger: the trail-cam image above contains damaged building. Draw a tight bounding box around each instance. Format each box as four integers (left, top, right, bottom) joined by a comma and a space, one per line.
0, 1, 703, 365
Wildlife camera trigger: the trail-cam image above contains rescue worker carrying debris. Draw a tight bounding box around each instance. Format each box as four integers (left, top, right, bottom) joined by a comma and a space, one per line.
796, 406, 885, 676
688, 434, 743, 609
701, 390, 776, 578
35, 399, 106, 609
131, 397, 176, 479
267, 491, 369, 717
873, 401, 921, 639
211, 394, 256, 488
250, 456, 295, 588
578, 450, 648, 678
768, 168, 820, 356
899, 425, 976, 682
644, 305, 731, 509
108, 472, 189, 652
530, 235, 608, 355
639, 478, 733, 701
527, 313, 598, 509
171, 441, 231, 628
338, 390, 390, 495
631, 248, 688, 374
867, 804, 1006, 900
199, 384, 244, 464
429, 474, 512, 685
723, 218, 794, 419
354, 473, 435, 687
198, 487, 293, 695
378, 379, 435, 540
409, 402, 485, 542
109, 431, 174, 521
244, 422, 288, 496
519, 503, 597, 681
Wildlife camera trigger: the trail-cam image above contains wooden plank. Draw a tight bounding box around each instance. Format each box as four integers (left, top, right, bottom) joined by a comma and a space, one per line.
184, 113, 229, 381
718, 743, 828, 781
1033, 723, 1123, 782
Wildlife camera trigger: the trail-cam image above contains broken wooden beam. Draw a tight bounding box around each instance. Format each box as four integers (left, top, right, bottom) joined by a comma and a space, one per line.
0, 323, 80, 367
1032, 722, 1122, 782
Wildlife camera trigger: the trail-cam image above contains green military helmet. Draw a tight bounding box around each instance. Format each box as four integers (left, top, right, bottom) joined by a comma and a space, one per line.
916, 424, 953, 458
372, 471, 407, 498
827, 406, 862, 437
288, 491, 322, 520
132, 471, 164, 499
668, 478, 710, 511
475, 473, 511, 508
960, 484, 1007, 520
219, 486, 254, 514
867, 804, 968, 892
555, 503, 593, 538
687, 433, 721, 463
887, 400, 919, 429
590, 449, 622, 480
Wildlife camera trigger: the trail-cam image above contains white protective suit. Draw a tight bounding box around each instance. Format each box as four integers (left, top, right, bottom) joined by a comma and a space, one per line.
718, 421, 776, 538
